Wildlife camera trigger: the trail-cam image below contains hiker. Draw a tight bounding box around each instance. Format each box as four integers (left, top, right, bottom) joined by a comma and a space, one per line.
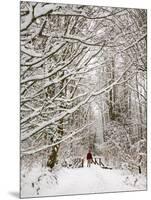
87, 150, 93, 167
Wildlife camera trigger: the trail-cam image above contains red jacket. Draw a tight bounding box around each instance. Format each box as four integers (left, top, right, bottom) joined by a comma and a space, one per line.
87, 152, 92, 160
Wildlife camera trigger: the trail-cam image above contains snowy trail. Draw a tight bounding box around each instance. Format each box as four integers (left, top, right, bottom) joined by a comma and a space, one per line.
47, 166, 134, 196
21, 164, 146, 197
39, 165, 146, 197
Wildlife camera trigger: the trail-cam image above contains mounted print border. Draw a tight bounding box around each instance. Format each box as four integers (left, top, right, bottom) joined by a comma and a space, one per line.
20, 1, 147, 198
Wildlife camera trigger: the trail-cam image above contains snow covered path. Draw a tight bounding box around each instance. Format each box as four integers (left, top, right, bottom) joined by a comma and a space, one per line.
47, 166, 142, 196
21, 164, 146, 197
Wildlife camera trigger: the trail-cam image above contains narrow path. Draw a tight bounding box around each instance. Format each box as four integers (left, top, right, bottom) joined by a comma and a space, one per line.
21, 164, 146, 197
40, 165, 144, 196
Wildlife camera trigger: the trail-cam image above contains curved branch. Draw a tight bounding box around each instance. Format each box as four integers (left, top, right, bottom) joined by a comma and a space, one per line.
21, 60, 134, 141
21, 46, 87, 84
21, 123, 93, 155
62, 36, 106, 47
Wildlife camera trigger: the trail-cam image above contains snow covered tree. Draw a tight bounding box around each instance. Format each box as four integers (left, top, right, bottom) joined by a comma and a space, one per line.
20, 2, 147, 175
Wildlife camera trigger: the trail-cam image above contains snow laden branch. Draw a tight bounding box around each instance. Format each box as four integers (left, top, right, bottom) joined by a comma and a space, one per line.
21, 46, 87, 84
121, 33, 147, 52
21, 3, 126, 32
62, 36, 106, 47
21, 122, 93, 155
21, 46, 43, 58
126, 83, 147, 101
22, 53, 101, 100
21, 42, 66, 67
48, 8, 126, 20
21, 61, 134, 142
21, 106, 43, 125
21, 3, 60, 32
21, 4, 33, 31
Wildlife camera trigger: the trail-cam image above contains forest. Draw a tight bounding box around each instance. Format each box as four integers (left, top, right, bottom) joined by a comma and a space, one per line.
20, 1, 147, 197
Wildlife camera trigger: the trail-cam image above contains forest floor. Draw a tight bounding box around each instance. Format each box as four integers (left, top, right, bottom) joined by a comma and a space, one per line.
21, 162, 146, 198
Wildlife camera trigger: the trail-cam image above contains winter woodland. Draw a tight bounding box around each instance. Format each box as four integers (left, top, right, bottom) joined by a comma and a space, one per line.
20, 1, 147, 197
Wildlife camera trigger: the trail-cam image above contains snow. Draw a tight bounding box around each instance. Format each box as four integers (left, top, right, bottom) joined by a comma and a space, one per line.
63, 35, 105, 47
22, 42, 66, 68
22, 123, 92, 155
21, 46, 43, 58
21, 5, 33, 31
121, 33, 147, 52
21, 60, 134, 143
21, 163, 146, 198
34, 4, 60, 18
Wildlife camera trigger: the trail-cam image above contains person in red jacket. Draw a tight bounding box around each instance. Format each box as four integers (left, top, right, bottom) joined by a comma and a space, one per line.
87, 150, 93, 167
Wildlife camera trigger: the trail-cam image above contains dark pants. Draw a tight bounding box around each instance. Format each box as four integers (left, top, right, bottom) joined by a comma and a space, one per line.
87, 159, 92, 167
